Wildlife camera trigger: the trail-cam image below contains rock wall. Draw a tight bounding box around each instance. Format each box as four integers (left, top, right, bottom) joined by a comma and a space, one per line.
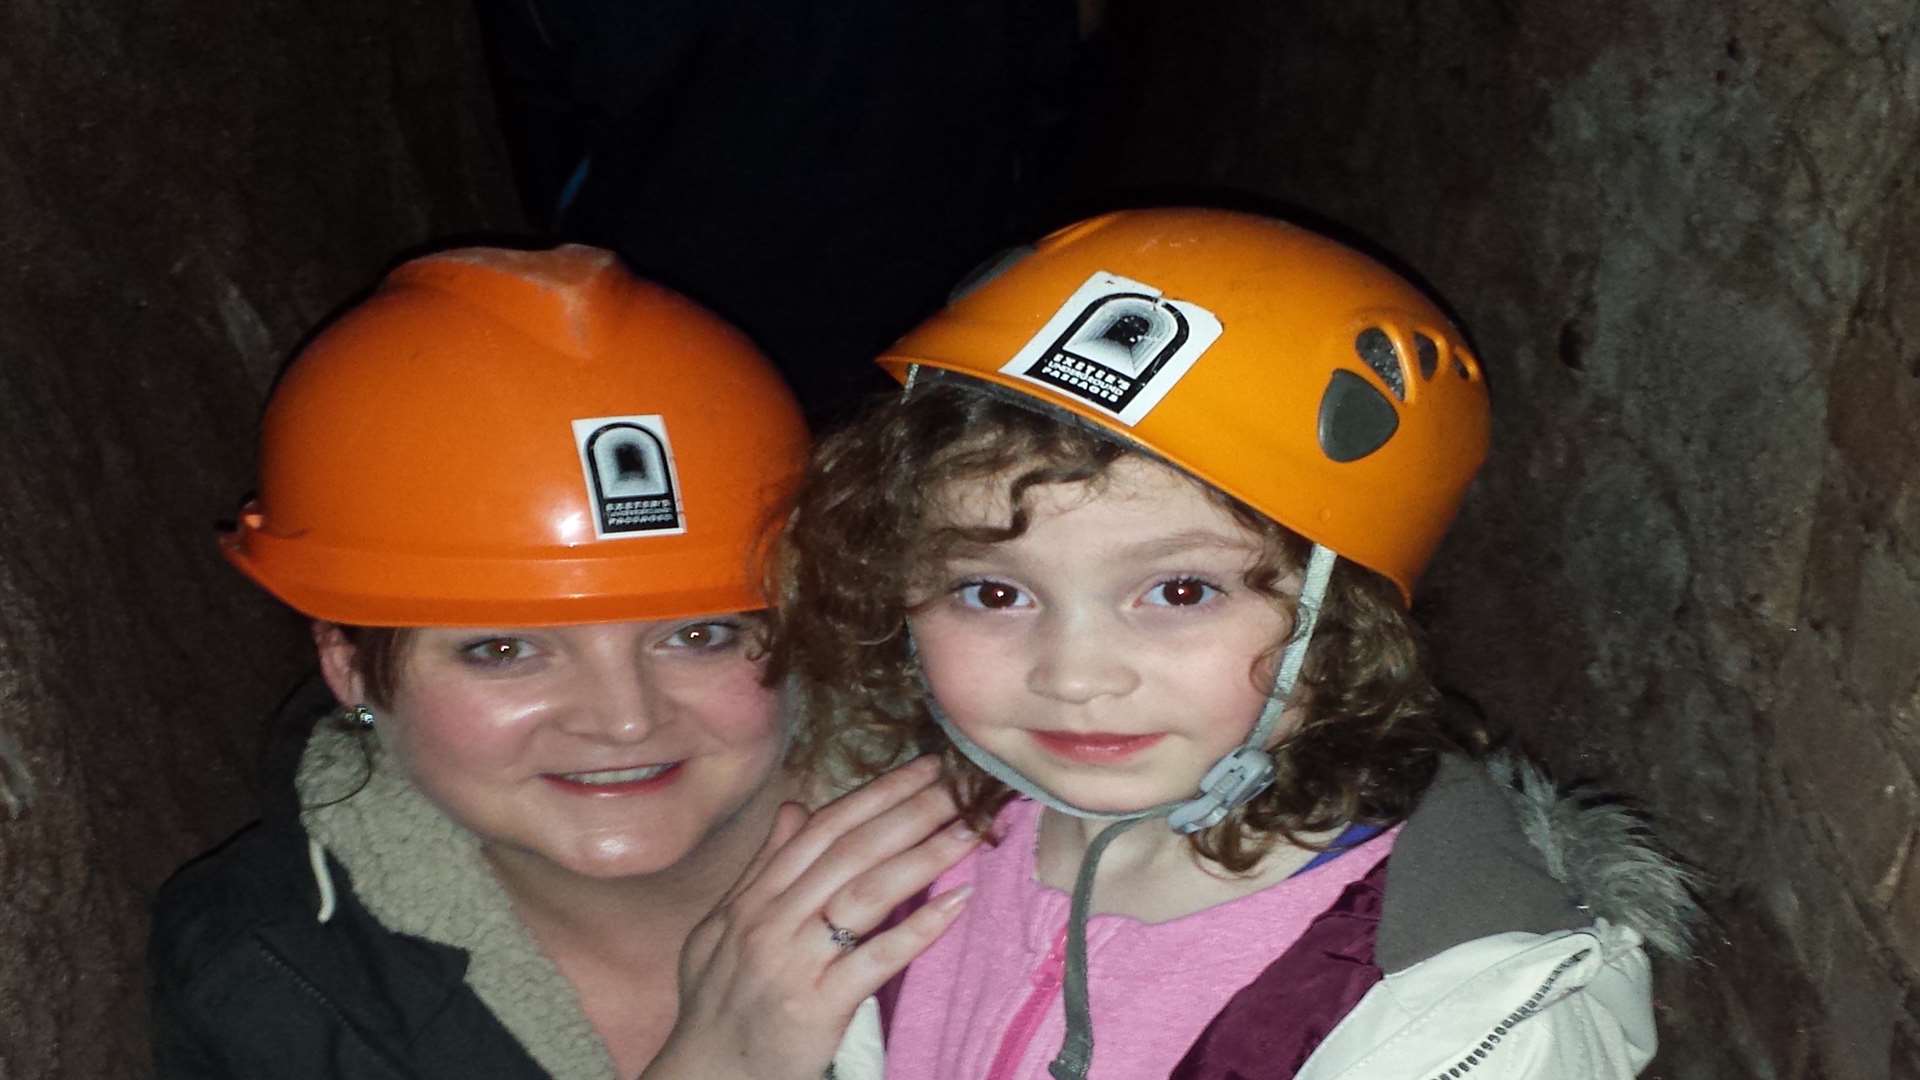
0, 2, 517, 1074
6, 1, 1916, 1075
1084, 3, 1918, 1077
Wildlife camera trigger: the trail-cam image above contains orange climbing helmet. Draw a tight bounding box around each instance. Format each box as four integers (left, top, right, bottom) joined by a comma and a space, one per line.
879, 208, 1491, 600
221, 244, 809, 626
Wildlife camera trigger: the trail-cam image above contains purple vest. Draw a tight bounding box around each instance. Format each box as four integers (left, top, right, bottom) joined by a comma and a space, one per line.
1168, 857, 1388, 1078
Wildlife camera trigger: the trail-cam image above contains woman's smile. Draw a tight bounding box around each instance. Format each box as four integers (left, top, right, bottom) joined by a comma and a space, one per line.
542, 761, 685, 794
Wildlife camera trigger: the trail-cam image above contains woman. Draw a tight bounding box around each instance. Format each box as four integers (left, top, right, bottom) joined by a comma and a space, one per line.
148, 245, 974, 1079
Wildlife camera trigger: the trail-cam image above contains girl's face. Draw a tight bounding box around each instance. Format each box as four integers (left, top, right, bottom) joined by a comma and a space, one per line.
319, 616, 786, 884
907, 457, 1299, 815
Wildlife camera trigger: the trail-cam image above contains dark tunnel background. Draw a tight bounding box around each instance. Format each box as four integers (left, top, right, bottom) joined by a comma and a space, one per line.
1, 2, 1917, 1077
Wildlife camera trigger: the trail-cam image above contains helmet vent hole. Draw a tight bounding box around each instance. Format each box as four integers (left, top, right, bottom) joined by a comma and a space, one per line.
1354, 328, 1406, 400
1415, 333, 1440, 379
1318, 370, 1400, 462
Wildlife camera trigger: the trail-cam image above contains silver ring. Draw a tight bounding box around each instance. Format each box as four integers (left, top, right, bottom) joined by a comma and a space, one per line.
825, 919, 861, 952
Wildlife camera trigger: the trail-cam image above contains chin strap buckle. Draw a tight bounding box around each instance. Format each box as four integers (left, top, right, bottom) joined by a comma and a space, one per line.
1166, 747, 1276, 834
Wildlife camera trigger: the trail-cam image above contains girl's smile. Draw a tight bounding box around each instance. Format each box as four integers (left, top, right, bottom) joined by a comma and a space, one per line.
907, 456, 1302, 815
1027, 730, 1167, 763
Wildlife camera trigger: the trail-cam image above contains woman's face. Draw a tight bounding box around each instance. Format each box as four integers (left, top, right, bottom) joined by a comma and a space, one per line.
320, 615, 786, 883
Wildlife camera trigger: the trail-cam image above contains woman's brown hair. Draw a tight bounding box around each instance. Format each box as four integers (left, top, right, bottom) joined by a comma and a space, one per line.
328, 625, 417, 709
770, 381, 1484, 873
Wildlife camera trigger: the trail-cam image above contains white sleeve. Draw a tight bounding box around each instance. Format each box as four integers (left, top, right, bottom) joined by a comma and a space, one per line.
826, 996, 886, 1080
1296, 922, 1657, 1079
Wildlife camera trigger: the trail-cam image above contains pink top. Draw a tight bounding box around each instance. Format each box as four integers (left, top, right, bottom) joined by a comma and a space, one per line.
886, 800, 1397, 1080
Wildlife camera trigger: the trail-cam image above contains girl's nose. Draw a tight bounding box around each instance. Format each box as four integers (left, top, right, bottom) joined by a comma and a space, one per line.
1025, 614, 1140, 703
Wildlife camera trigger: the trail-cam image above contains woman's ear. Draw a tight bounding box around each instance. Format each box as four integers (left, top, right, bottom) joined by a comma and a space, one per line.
313, 622, 367, 706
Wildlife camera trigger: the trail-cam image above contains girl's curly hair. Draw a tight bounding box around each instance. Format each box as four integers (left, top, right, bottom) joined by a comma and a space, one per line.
769, 380, 1484, 872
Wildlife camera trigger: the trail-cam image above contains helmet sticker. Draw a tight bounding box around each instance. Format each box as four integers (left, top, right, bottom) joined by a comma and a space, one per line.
572, 415, 687, 538
998, 272, 1223, 426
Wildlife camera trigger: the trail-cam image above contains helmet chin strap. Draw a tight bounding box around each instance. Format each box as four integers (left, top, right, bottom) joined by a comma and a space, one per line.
912, 543, 1338, 1079
1166, 542, 1337, 833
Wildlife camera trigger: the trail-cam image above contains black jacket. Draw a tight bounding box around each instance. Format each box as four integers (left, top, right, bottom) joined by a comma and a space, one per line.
149, 813, 550, 1079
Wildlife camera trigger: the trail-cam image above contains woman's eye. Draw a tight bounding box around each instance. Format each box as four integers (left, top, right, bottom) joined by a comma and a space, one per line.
955, 581, 1029, 610
461, 638, 532, 666
1144, 578, 1220, 608
665, 622, 740, 649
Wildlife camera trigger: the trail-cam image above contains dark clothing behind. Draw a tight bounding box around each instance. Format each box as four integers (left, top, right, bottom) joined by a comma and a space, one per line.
149, 816, 549, 1080
474, 0, 1083, 423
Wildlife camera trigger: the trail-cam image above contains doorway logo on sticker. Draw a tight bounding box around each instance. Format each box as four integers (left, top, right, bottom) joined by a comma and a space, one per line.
998, 272, 1223, 426
572, 415, 686, 538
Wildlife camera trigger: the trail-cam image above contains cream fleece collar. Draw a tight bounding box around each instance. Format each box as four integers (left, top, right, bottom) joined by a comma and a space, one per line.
296, 726, 618, 1080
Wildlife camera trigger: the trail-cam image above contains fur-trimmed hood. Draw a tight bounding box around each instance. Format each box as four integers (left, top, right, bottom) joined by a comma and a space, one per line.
1489, 754, 1698, 960
1376, 752, 1698, 974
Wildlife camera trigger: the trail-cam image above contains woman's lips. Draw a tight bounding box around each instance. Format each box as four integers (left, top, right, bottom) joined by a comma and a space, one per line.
1028, 731, 1165, 763
541, 761, 683, 795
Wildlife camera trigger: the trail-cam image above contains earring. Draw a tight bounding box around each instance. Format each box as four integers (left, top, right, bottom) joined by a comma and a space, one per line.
338, 704, 376, 731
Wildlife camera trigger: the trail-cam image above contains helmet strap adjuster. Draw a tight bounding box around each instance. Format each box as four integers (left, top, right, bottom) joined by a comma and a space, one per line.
1166, 747, 1276, 834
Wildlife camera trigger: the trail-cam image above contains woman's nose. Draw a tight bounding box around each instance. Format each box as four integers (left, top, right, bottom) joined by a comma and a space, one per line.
1024, 613, 1140, 703
558, 662, 660, 743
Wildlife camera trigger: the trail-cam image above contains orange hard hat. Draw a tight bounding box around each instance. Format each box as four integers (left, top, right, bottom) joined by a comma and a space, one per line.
222, 245, 809, 626
879, 208, 1490, 600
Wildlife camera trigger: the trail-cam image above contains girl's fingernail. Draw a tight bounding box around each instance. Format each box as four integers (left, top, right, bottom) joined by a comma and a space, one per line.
945, 818, 980, 841
931, 885, 973, 912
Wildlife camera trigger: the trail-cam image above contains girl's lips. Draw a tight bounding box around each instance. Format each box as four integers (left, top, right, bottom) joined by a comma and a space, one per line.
1028, 730, 1165, 763
541, 761, 683, 796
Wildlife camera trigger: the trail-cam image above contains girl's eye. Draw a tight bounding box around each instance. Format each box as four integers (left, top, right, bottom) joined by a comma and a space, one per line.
955, 580, 1029, 610
1144, 578, 1221, 608
664, 621, 740, 649
461, 638, 534, 667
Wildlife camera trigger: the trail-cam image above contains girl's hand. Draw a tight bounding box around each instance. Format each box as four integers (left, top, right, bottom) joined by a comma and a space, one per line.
640, 755, 978, 1080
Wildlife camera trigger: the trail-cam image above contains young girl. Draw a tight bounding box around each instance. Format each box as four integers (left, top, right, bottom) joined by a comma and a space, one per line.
775, 209, 1694, 1079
